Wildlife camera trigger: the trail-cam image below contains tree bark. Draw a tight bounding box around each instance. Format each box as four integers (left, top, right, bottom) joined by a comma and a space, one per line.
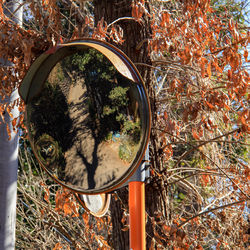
93, 1, 170, 248
0, 1, 22, 249
0, 91, 19, 250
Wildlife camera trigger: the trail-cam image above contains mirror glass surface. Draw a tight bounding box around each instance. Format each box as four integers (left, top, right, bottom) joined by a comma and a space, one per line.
26, 48, 148, 192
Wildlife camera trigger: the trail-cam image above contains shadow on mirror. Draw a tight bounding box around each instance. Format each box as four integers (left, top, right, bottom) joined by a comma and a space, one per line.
26, 48, 143, 191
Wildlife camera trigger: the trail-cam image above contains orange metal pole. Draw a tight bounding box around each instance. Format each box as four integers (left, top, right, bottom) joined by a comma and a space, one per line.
129, 181, 146, 250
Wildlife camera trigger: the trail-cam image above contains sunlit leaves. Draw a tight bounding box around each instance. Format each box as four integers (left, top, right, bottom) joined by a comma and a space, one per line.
53, 242, 69, 250
0, 1, 4, 20
40, 181, 50, 203
131, 0, 147, 20
149, 0, 249, 135
55, 188, 79, 217
243, 49, 248, 62
92, 17, 125, 44
146, 0, 249, 248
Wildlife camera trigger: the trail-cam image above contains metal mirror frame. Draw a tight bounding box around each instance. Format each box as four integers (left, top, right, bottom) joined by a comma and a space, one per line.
19, 38, 151, 194
76, 193, 111, 217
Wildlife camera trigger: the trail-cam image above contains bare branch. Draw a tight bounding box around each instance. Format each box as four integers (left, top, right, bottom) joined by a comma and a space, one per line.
178, 199, 249, 228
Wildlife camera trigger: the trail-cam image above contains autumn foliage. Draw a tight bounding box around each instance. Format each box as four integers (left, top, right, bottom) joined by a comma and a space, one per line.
1, 0, 249, 249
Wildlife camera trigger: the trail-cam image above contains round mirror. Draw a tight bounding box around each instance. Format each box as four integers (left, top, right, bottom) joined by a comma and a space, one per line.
76, 193, 111, 217
21, 40, 150, 194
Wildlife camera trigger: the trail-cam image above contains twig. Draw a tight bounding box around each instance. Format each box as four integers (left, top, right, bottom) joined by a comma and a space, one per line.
190, 140, 249, 146
136, 38, 148, 50
200, 191, 233, 214
168, 171, 225, 186
134, 62, 169, 73
60, 10, 77, 31
160, 128, 240, 174
205, 38, 248, 56
152, 59, 199, 71
107, 17, 138, 28
156, 85, 227, 103
157, 128, 249, 199
168, 175, 204, 203
69, 0, 86, 21
178, 199, 249, 228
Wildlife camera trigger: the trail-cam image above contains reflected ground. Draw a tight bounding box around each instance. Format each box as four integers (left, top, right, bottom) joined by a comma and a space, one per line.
26, 49, 143, 190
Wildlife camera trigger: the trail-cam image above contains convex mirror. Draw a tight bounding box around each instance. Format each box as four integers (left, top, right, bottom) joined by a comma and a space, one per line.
19, 39, 151, 194
77, 193, 111, 217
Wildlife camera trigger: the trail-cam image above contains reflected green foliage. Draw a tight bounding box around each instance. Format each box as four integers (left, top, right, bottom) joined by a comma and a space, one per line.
64, 48, 141, 144
103, 86, 129, 117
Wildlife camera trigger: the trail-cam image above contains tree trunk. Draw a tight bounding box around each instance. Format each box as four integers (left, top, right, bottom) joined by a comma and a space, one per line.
0, 91, 19, 250
0, 1, 22, 249
93, 1, 170, 248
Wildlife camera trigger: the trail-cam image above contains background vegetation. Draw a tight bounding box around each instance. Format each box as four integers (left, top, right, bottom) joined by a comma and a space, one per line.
0, 0, 249, 249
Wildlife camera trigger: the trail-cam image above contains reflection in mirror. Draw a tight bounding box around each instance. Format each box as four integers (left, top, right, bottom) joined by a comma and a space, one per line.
26, 48, 145, 191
